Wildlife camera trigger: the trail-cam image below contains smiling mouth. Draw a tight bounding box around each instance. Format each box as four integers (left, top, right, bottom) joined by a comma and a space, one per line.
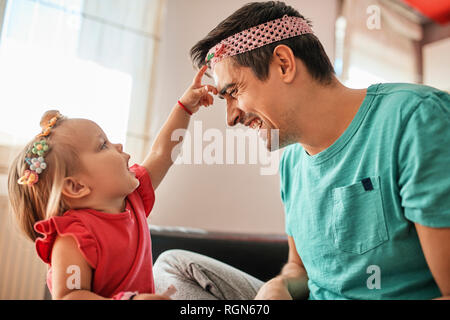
127, 164, 136, 176
246, 118, 263, 131
246, 118, 271, 142
125, 157, 133, 172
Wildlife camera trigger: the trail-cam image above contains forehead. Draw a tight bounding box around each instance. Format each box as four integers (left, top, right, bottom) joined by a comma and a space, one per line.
213, 58, 247, 89
53, 119, 105, 150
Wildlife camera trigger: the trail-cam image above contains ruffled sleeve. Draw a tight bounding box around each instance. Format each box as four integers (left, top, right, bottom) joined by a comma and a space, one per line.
129, 164, 155, 217
34, 214, 98, 269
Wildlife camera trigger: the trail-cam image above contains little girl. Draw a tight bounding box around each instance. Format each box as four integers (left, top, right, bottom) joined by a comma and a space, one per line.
8, 65, 217, 300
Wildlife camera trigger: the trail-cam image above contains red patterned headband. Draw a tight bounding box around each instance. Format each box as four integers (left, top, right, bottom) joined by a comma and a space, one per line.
206, 15, 313, 70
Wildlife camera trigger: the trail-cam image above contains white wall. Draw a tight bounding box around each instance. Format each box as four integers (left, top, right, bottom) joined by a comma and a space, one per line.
423, 37, 450, 92
148, 0, 338, 234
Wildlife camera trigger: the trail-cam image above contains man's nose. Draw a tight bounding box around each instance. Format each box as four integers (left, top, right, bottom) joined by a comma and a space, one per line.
227, 103, 243, 127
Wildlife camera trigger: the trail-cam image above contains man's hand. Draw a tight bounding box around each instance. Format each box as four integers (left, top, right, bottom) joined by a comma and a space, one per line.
254, 277, 293, 300
255, 237, 309, 300
179, 65, 218, 114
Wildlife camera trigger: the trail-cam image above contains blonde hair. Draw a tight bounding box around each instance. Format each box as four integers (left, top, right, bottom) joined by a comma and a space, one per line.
8, 110, 80, 241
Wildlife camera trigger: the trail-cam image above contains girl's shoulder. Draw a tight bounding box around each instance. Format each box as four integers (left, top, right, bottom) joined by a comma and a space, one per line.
34, 211, 98, 268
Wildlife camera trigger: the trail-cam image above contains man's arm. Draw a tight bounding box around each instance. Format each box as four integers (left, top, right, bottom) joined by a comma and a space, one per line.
415, 223, 450, 300
255, 236, 309, 300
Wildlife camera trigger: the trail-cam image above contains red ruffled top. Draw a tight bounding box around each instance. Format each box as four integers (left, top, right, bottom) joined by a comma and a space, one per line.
34, 164, 156, 298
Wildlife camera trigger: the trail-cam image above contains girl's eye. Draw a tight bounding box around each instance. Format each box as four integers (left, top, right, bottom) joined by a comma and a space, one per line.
101, 141, 108, 149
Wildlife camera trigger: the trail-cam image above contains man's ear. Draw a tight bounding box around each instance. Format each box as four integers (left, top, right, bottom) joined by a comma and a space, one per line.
61, 177, 91, 200
273, 45, 296, 83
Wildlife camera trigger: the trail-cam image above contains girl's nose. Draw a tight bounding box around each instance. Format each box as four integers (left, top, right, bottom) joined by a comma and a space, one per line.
115, 143, 123, 152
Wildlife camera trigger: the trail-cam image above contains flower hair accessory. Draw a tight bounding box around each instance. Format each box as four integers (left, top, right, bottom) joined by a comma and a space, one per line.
18, 170, 40, 186
206, 15, 313, 70
18, 140, 50, 186
18, 112, 62, 186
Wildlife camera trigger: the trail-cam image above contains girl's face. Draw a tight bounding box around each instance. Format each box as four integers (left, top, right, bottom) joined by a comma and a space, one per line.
59, 119, 139, 205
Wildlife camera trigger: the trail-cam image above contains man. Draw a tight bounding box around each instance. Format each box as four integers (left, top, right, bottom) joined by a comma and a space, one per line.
154, 1, 450, 300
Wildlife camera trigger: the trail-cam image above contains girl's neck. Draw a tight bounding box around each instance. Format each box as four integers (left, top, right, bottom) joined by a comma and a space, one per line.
70, 196, 127, 214
94, 198, 127, 214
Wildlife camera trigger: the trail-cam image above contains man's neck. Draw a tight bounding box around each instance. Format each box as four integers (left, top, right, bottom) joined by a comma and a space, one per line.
296, 79, 367, 156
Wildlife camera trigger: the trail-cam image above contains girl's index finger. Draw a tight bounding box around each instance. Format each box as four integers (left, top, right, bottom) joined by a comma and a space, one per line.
193, 65, 208, 86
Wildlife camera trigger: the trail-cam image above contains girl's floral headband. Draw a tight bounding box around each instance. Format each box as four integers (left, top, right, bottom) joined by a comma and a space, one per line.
18, 112, 62, 186
205, 15, 313, 70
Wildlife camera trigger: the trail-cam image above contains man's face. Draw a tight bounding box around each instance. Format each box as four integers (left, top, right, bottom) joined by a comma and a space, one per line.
213, 59, 296, 151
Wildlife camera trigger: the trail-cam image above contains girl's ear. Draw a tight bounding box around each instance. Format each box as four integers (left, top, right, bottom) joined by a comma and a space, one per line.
61, 177, 91, 200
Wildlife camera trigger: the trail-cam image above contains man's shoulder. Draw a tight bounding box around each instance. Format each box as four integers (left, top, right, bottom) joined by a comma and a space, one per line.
369, 83, 449, 124
375, 82, 443, 96
372, 83, 448, 107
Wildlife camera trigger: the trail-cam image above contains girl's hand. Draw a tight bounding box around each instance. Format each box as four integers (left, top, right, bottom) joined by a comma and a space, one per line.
132, 293, 171, 300
179, 65, 218, 114
131, 285, 176, 300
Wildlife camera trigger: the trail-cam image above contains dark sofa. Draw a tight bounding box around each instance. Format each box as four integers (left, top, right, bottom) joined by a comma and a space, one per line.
151, 225, 289, 282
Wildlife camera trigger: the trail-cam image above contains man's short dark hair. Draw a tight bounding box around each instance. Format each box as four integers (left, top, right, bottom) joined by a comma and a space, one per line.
190, 1, 335, 84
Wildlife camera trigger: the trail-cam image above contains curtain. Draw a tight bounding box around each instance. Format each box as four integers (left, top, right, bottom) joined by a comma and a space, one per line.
0, 0, 6, 45
337, 0, 423, 88
0, 0, 165, 162
77, 0, 166, 162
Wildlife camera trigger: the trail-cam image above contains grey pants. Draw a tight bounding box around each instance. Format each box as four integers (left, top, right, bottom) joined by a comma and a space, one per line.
153, 249, 264, 300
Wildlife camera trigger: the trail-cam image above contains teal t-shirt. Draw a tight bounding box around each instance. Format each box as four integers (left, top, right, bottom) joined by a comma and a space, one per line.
280, 83, 450, 300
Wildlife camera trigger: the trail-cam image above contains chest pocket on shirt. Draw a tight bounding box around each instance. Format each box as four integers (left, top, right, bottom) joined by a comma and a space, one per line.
332, 176, 389, 255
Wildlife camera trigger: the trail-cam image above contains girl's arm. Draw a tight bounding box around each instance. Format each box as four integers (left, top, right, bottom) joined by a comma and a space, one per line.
52, 235, 172, 300
142, 65, 217, 190
51, 235, 106, 300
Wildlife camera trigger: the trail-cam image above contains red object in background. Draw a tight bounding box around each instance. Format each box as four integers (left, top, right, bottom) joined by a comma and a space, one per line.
402, 0, 450, 25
